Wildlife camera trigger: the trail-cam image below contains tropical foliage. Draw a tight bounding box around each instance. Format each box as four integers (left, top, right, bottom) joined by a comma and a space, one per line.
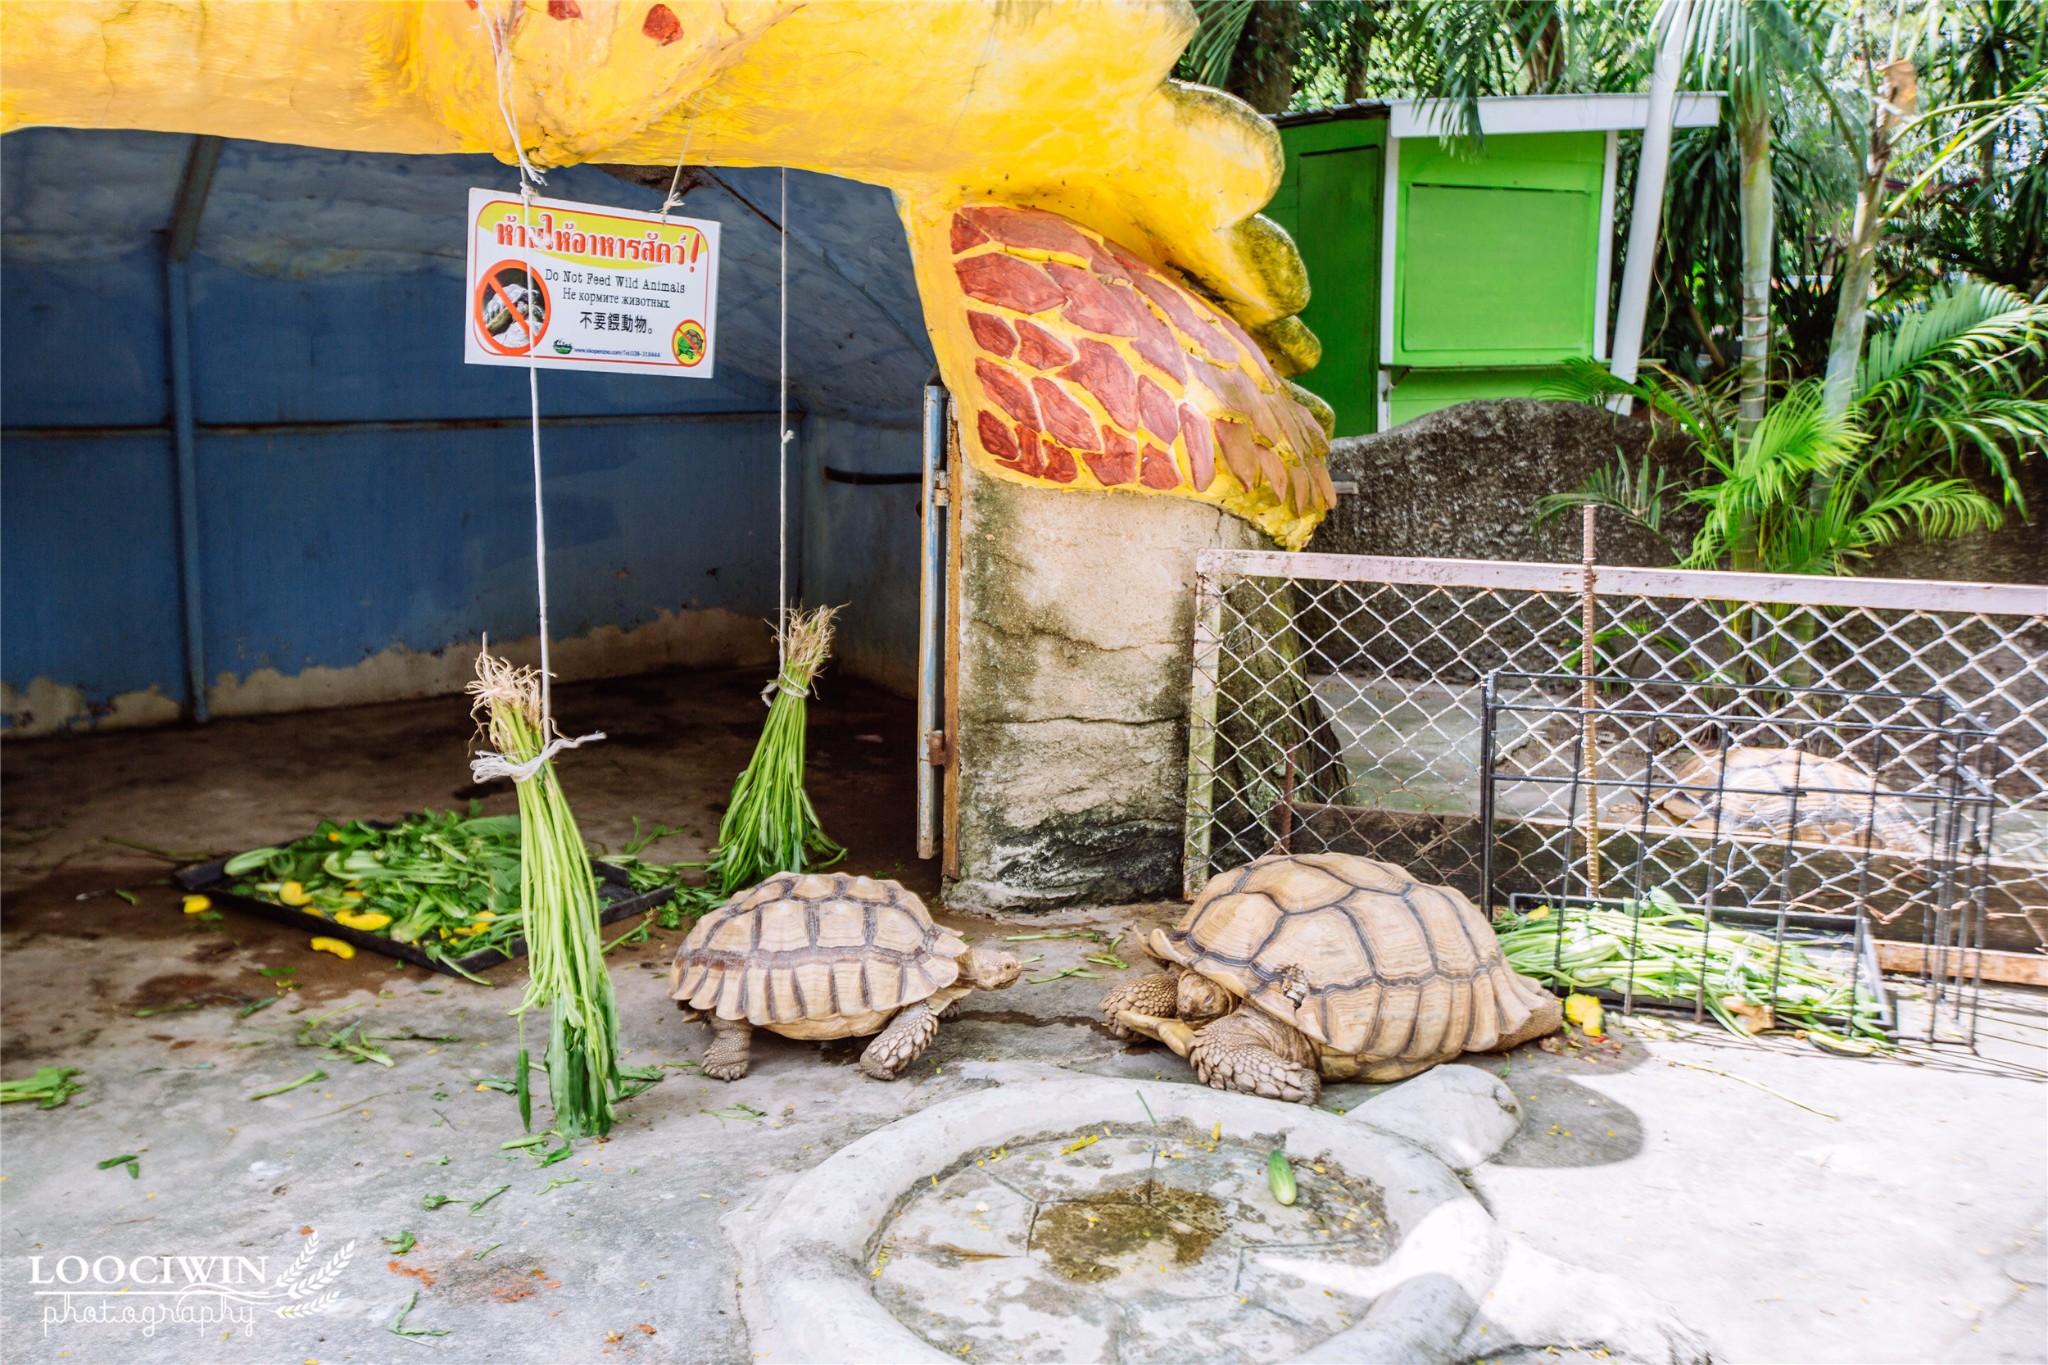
1535, 275, 2044, 575
1181, 0, 2046, 569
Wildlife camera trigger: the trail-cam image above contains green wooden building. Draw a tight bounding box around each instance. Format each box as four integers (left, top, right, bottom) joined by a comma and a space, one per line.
1267, 95, 1721, 437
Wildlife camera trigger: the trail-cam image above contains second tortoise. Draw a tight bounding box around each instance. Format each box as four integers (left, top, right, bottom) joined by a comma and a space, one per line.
1105, 852, 1561, 1103
670, 872, 1020, 1081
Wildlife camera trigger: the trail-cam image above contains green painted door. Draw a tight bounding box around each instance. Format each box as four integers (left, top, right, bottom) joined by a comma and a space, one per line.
1272, 118, 1385, 438
1389, 130, 1609, 422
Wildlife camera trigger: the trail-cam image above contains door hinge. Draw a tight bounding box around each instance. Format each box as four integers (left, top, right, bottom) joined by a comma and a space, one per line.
931, 469, 951, 507
924, 729, 951, 767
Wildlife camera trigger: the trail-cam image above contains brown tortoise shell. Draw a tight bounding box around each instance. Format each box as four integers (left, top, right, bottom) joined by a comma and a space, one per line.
1661, 747, 1930, 853
1155, 852, 1553, 1065
668, 872, 966, 1027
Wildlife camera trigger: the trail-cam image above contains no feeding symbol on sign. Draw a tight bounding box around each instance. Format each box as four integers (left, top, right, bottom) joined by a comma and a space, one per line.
463, 188, 721, 377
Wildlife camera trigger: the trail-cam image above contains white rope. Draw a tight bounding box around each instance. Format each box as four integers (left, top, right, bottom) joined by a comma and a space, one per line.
522, 238, 552, 726
658, 115, 699, 222
777, 166, 791, 672
477, 2, 585, 752
479, 6, 546, 191
471, 731, 608, 785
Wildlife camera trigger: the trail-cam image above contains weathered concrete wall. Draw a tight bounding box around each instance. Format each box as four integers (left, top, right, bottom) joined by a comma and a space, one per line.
1311, 399, 1695, 567
1313, 397, 2045, 584
1871, 454, 2048, 585
949, 458, 1262, 911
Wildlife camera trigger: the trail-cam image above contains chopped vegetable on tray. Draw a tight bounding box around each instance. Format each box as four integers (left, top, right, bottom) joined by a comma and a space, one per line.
220, 807, 713, 972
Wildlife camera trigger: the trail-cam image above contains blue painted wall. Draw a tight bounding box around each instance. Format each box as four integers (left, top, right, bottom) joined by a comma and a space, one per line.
802, 415, 926, 698
2, 129, 934, 726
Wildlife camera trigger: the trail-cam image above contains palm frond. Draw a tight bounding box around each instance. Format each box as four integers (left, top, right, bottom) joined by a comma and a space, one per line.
1175, 0, 1258, 89
1683, 381, 1864, 567
1859, 277, 2046, 393
1540, 357, 1733, 459
1838, 474, 2007, 556
1857, 276, 2048, 506
1533, 451, 1689, 557
1674, 0, 1821, 122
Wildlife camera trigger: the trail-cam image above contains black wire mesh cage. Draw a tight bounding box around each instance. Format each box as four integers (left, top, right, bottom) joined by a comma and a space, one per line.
1479, 671, 1998, 1047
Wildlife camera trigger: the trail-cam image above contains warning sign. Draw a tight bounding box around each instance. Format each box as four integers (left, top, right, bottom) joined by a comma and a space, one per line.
464, 188, 720, 377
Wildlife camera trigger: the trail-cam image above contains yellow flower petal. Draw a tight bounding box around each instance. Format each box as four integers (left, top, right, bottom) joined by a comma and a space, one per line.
181, 894, 212, 915
278, 881, 312, 907
309, 937, 355, 960
1564, 993, 1605, 1038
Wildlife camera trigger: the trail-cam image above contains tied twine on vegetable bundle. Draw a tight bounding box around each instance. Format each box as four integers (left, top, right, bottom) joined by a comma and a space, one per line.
709, 604, 846, 897
468, 648, 621, 1137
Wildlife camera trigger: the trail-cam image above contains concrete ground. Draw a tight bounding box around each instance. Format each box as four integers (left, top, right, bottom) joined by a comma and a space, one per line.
3, 665, 2044, 1364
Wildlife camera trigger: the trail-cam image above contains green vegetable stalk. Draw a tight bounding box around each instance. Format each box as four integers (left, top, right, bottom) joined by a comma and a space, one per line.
469, 651, 619, 1137
1493, 891, 1889, 1042
1267, 1149, 1297, 1206
0, 1066, 84, 1109
708, 605, 845, 896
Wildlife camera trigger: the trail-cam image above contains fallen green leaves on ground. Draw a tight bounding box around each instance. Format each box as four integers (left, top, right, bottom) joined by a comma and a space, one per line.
706, 1102, 765, 1125
248, 1070, 327, 1101
0, 1066, 84, 1109
96, 1154, 140, 1179
382, 1231, 417, 1256
467, 1184, 511, 1216
389, 1290, 451, 1340
1027, 965, 1103, 985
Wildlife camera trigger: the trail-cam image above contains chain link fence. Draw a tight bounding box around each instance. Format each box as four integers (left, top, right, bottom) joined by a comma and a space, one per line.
1184, 551, 2047, 966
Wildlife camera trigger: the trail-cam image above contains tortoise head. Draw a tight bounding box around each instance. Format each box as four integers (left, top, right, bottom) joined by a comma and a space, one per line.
1174, 969, 1233, 1027
963, 944, 1023, 991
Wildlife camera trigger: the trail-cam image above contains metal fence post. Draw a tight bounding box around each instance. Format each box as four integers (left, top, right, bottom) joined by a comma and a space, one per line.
1183, 562, 1226, 900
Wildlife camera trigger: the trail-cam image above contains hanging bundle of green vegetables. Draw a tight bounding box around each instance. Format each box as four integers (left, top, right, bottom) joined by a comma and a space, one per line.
468, 650, 620, 1137
708, 605, 845, 896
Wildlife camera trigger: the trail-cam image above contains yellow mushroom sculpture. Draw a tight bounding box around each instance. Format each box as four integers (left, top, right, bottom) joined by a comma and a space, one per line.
1, 0, 1334, 547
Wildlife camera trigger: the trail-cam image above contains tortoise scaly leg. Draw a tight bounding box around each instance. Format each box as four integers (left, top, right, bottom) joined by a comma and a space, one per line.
1186, 1008, 1323, 1105
1494, 981, 1564, 1051
1100, 972, 1179, 1039
859, 1001, 943, 1080
702, 1017, 754, 1082
1115, 1011, 1198, 1057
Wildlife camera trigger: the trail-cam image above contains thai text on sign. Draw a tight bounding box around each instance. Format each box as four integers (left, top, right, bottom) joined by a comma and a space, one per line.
464, 188, 721, 377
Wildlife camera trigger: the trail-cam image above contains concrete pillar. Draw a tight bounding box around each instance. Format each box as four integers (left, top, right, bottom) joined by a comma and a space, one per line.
946, 458, 1263, 911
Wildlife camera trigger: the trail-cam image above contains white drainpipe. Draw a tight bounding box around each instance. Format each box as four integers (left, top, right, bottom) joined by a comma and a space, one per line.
1607, 0, 1694, 412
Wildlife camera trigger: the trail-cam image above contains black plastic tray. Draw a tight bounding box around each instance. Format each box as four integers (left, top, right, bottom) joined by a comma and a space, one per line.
173, 851, 672, 978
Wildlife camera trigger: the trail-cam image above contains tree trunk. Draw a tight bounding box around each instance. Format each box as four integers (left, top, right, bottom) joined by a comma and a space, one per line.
1523, 12, 1565, 93
1226, 2, 1302, 115
1821, 66, 1905, 421
1736, 111, 1774, 445
1819, 165, 1886, 418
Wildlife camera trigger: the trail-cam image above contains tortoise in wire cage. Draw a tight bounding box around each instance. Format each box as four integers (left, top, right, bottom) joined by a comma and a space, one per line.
669, 872, 1021, 1081
1103, 853, 1562, 1103
1654, 746, 1933, 855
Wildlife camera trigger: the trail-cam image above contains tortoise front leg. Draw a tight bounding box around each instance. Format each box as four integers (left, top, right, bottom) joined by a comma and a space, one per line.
1186, 1008, 1322, 1105
859, 1001, 943, 1080
1100, 971, 1179, 1039
701, 1016, 754, 1082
